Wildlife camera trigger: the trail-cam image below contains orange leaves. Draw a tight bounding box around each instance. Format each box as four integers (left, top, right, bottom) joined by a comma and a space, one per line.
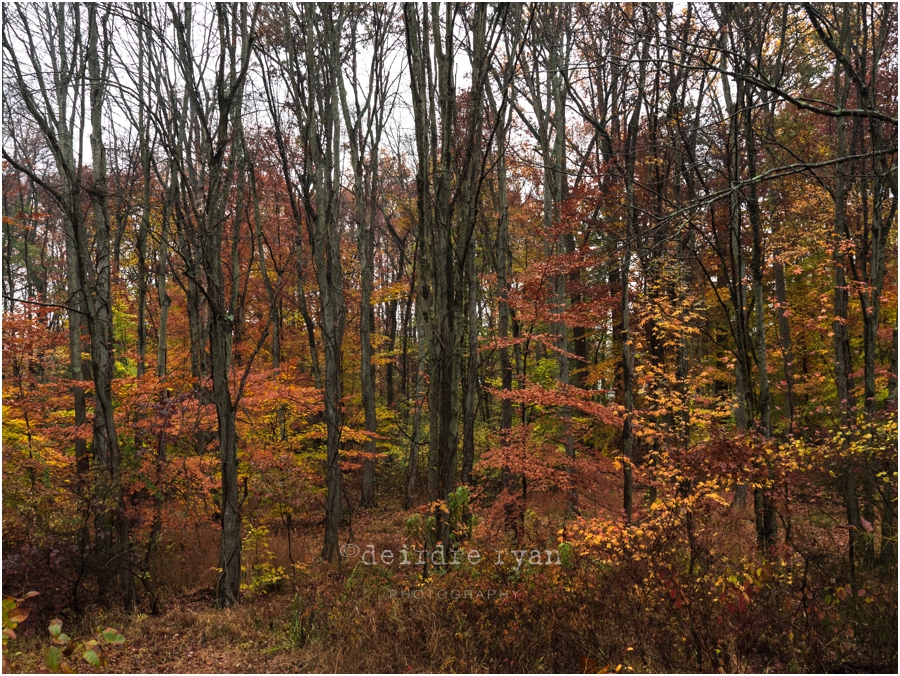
239, 367, 321, 409
489, 383, 622, 427
341, 428, 387, 446
483, 332, 587, 363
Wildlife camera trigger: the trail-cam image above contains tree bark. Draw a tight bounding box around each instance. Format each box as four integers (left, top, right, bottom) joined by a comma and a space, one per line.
621, 8, 650, 522
86, 4, 136, 610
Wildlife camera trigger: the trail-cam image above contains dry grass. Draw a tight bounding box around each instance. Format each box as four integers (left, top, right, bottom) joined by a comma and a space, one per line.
4, 502, 897, 674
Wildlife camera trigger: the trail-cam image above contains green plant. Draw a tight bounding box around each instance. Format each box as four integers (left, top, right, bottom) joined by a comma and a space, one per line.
404, 513, 424, 542
241, 520, 287, 595
45, 619, 125, 673
447, 485, 478, 545
2, 592, 38, 670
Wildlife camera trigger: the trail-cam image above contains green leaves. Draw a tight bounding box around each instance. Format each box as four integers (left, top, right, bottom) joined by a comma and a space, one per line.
82, 649, 101, 667
45, 620, 72, 673
45, 646, 64, 672
49, 619, 63, 639
101, 628, 126, 645
557, 541, 575, 568
43, 620, 124, 673
3, 593, 38, 671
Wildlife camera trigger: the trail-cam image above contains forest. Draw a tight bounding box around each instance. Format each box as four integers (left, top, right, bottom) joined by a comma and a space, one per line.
1, 2, 897, 673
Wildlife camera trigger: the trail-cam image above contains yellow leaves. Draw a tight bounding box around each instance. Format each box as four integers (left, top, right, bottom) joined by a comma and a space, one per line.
370, 280, 408, 305
371, 352, 395, 367
704, 491, 729, 507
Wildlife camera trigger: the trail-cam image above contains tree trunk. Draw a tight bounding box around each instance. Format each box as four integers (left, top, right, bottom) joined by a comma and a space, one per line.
169, 3, 257, 606
461, 229, 478, 486
287, 5, 348, 562
772, 254, 796, 433
338, 9, 390, 508
86, 4, 136, 610
621, 10, 650, 521
744, 82, 777, 550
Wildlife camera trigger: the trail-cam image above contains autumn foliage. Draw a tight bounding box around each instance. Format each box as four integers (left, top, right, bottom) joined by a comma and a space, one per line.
2, 2, 897, 673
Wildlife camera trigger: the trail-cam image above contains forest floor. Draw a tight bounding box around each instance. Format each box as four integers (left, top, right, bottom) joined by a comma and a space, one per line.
5, 498, 898, 674
6, 505, 550, 674
8, 587, 339, 673
5, 508, 420, 673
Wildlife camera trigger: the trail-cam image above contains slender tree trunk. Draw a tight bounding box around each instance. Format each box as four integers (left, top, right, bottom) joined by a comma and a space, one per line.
65, 217, 89, 480
461, 229, 478, 486
359, 205, 377, 506
772, 253, 796, 433
830, 51, 863, 572
151, 174, 172, 551
338, 12, 387, 507
169, 3, 257, 606
85, 4, 136, 610
286, 5, 347, 562
256, 47, 322, 390
136, 18, 150, 379
246, 143, 285, 440
744, 84, 777, 550
406, 290, 426, 510
720, 28, 753, 512
621, 10, 650, 521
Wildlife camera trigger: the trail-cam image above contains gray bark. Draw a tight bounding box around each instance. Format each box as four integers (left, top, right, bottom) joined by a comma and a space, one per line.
620, 9, 650, 521
85, 4, 136, 610
339, 6, 394, 507
281, 4, 347, 561
169, 3, 257, 606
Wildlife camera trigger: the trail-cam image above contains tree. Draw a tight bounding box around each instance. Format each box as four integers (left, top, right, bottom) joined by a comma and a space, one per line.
339, 3, 396, 508
166, 2, 259, 607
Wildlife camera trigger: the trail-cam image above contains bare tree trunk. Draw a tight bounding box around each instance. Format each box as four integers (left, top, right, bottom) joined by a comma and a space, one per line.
743, 80, 777, 550
281, 4, 347, 562
830, 38, 863, 572
426, 3, 462, 513
339, 8, 394, 507
86, 4, 136, 610
495, 103, 513, 438
406, 287, 426, 510
170, 3, 257, 606
244, 128, 284, 440
717, 14, 753, 512
772, 253, 796, 433
256, 49, 322, 390
152, 171, 172, 551
2, 3, 136, 607
621, 9, 650, 522
461, 228, 478, 486
136, 15, 149, 379
405, 3, 487, 545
